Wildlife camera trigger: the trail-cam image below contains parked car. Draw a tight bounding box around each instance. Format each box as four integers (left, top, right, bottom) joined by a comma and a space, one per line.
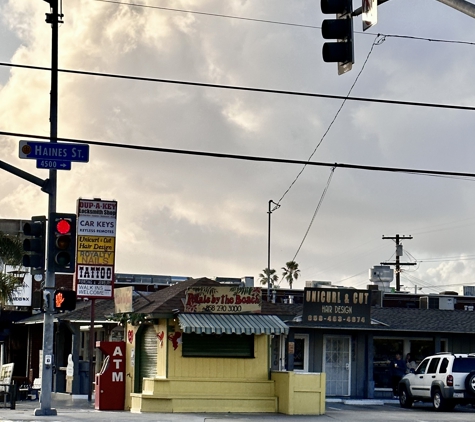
398, 352, 475, 411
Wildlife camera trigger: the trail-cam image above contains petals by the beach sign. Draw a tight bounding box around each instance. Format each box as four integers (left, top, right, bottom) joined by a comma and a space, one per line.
184, 286, 262, 314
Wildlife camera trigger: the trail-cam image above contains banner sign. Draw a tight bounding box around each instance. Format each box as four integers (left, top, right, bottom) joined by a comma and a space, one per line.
114, 287, 133, 314
5, 267, 32, 307
75, 199, 117, 299
184, 286, 262, 313
302, 288, 371, 326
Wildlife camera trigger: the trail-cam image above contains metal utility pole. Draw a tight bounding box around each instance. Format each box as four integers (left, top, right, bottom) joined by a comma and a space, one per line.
380, 234, 416, 292
436, 0, 475, 19
34, 0, 62, 416
267, 200, 280, 301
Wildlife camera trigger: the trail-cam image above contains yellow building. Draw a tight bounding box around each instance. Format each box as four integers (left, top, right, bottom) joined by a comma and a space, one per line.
115, 278, 325, 415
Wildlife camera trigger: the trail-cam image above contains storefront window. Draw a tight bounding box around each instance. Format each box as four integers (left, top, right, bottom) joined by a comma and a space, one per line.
182, 333, 254, 358
373, 339, 403, 388
409, 340, 435, 363
373, 338, 436, 388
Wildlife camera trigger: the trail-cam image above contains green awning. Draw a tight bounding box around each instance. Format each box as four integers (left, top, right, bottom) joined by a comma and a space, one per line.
178, 313, 289, 335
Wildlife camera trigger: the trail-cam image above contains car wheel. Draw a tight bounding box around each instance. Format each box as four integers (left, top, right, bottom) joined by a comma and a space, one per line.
465, 371, 475, 394
432, 389, 449, 411
399, 386, 413, 409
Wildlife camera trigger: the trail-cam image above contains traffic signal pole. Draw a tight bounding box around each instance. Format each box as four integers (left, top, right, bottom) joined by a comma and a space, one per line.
35, 0, 60, 416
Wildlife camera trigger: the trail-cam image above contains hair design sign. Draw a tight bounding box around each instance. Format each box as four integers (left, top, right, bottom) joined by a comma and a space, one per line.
303, 288, 371, 326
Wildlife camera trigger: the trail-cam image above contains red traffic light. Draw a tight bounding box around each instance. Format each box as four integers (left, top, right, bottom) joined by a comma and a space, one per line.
48, 213, 77, 273
56, 219, 71, 234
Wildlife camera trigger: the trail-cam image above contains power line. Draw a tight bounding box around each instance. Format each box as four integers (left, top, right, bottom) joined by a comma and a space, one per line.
292, 167, 335, 261
367, 32, 475, 47
2, 62, 475, 112
94, 0, 319, 29
94, 0, 475, 47
277, 34, 381, 206
3, 130, 475, 180
418, 255, 475, 263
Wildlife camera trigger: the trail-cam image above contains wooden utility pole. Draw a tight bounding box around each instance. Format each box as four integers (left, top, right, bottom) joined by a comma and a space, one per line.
380, 234, 416, 291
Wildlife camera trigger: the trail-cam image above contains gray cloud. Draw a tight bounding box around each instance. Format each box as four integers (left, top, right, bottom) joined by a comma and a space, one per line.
1, 0, 475, 293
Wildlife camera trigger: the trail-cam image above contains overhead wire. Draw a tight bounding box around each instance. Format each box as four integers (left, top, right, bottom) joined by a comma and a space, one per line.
94, 0, 320, 28
285, 35, 396, 269
94, 0, 475, 48
4, 130, 475, 180
276, 35, 384, 206
292, 167, 335, 261
6, 1, 475, 289
1, 62, 474, 112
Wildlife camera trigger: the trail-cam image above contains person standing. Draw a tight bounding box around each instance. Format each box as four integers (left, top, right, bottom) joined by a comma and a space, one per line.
405, 353, 417, 373
390, 353, 406, 396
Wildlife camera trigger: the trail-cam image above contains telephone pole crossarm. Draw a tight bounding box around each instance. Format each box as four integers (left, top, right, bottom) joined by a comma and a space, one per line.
381, 234, 415, 292
380, 262, 417, 266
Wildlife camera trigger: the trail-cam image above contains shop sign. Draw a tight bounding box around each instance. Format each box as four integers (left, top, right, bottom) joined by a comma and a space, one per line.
184, 286, 262, 313
303, 288, 371, 326
75, 198, 118, 299
114, 286, 133, 313
5, 267, 32, 307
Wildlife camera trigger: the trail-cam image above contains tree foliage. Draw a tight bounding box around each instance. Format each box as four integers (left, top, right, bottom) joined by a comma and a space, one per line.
282, 260, 300, 290
258, 268, 279, 287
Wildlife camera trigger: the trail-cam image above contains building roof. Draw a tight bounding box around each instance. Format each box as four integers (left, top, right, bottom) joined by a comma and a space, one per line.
17, 278, 300, 326
370, 307, 475, 334
135, 277, 220, 316
16, 299, 116, 325
289, 306, 475, 334
135, 277, 300, 318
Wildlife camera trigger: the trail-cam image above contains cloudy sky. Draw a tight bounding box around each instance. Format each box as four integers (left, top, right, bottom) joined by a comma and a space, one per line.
1, 0, 475, 294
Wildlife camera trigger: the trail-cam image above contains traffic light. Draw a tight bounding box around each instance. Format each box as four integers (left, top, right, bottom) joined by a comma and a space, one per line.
53, 289, 77, 311
48, 213, 77, 273
22, 216, 46, 274
321, 0, 354, 75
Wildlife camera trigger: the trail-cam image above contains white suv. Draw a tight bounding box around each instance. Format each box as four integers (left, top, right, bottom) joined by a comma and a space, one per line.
398, 352, 475, 411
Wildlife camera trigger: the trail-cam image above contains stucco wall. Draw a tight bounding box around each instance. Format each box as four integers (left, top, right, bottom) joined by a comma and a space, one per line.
272, 371, 326, 415
166, 319, 269, 380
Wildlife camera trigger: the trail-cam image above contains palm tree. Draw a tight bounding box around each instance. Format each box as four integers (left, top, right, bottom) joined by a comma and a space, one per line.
0, 232, 26, 303
258, 268, 279, 288
282, 260, 300, 290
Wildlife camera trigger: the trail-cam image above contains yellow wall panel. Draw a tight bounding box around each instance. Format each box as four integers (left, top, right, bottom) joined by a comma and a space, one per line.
166, 319, 268, 380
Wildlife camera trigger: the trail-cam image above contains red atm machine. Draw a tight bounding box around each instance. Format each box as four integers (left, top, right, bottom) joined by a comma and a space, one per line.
95, 341, 126, 410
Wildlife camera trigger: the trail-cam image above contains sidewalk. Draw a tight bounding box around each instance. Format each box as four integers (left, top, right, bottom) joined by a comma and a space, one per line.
0, 394, 301, 422
0, 394, 399, 422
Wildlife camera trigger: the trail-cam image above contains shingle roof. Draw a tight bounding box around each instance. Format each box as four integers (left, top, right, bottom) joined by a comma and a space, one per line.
371, 307, 475, 333
16, 279, 303, 325
135, 277, 221, 315
289, 306, 475, 334
136, 278, 303, 317
16, 299, 117, 325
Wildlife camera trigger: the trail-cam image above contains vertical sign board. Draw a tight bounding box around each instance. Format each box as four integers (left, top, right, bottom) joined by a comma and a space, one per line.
75, 199, 118, 299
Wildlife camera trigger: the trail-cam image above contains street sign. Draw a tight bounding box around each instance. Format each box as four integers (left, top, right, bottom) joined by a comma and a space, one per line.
19, 140, 89, 162
362, 0, 377, 31
36, 159, 72, 171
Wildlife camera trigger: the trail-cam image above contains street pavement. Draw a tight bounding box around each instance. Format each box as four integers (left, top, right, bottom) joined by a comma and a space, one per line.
0, 395, 474, 422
